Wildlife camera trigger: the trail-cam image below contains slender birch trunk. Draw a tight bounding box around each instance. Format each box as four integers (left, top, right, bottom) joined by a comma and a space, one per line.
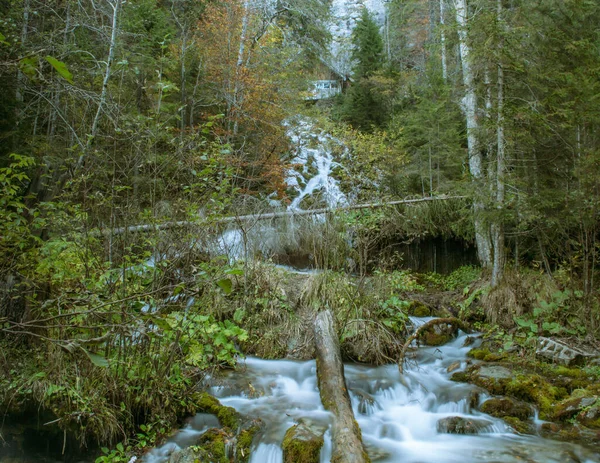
232, 0, 250, 137
453, 0, 493, 268
440, 0, 448, 82
76, 0, 121, 170
491, 0, 505, 286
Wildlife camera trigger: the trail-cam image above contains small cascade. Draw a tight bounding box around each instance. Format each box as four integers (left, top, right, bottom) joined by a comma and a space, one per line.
143, 322, 600, 463
285, 117, 349, 211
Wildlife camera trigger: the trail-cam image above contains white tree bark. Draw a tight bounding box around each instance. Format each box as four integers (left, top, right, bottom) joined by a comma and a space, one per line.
440, 0, 448, 82
76, 0, 122, 170
454, 0, 493, 268
491, 0, 505, 286
232, 0, 250, 137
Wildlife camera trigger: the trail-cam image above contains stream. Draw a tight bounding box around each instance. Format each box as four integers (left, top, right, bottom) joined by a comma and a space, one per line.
144, 321, 600, 463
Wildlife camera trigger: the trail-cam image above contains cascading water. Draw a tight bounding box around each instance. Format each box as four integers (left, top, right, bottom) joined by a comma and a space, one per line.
145, 321, 599, 463
285, 117, 349, 211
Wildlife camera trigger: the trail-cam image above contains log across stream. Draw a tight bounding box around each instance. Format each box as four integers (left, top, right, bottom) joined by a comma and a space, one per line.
144, 317, 599, 463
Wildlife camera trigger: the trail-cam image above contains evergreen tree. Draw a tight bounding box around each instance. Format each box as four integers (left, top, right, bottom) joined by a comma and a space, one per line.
351, 8, 384, 78
338, 8, 386, 130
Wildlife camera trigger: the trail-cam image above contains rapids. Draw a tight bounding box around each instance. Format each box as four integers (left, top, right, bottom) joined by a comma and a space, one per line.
145, 321, 600, 463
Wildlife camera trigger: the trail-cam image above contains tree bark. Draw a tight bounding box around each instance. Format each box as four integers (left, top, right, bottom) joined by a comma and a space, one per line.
314, 310, 370, 463
105, 195, 466, 235
453, 0, 493, 269
491, 0, 505, 287
76, 0, 121, 170
440, 0, 448, 82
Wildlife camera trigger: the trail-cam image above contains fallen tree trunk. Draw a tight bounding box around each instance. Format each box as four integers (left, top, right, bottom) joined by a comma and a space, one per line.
398, 317, 471, 373
107, 195, 466, 235
314, 310, 370, 463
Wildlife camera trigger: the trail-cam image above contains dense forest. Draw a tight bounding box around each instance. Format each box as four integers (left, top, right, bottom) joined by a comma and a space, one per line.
1, 0, 599, 462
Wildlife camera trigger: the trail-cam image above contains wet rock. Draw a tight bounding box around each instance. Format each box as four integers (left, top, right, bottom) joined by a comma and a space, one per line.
447, 361, 461, 373
462, 336, 476, 347
192, 392, 242, 430
168, 428, 230, 463
502, 416, 535, 434
536, 337, 595, 366
282, 421, 325, 463
437, 416, 493, 434
419, 321, 458, 346
352, 388, 378, 415
453, 364, 512, 395
554, 396, 598, 421
236, 419, 264, 462
539, 422, 600, 451
408, 300, 431, 317
480, 397, 533, 420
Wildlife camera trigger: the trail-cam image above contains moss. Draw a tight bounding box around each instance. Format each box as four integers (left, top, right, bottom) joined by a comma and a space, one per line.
421, 332, 452, 346
467, 348, 507, 362
450, 371, 469, 383
198, 428, 229, 463
467, 348, 491, 360
282, 424, 324, 463
480, 398, 532, 420
235, 420, 263, 463
502, 416, 533, 434
408, 301, 431, 317
193, 392, 241, 430
505, 374, 564, 418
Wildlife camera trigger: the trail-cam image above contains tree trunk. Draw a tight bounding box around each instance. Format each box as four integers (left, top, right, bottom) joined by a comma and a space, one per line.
453, 0, 492, 268
314, 310, 370, 463
76, 0, 121, 170
232, 0, 250, 137
491, 0, 505, 287
440, 0, 448, 82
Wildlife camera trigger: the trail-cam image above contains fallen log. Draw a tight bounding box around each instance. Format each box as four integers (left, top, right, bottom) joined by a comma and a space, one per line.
314, 310, 371, 463
398, 317, 471, 374
106, 195, 466, 235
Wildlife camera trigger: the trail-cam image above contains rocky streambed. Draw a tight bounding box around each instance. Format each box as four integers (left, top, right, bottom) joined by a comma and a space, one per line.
144, 319, 600, 463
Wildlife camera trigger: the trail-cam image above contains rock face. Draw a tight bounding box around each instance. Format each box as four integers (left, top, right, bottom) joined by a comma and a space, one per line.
437, 416, 493, 434
536, 337, 596, 366
326, 0, 387, 78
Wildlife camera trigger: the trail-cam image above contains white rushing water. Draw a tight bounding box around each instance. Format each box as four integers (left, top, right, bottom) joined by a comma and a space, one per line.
285, 117, 349, 211
145, 322, 600, 463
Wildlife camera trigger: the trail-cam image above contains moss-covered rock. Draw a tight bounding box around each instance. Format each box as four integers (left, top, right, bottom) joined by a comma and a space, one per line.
408, 300, 431, 317
235, 419, 264, 463
192, 392, 242, 430
282, 422, 325, 463
554, 395, 598, 421
418, 321, 458, 347
467, 348, 507, 362
502, 416, 535, 434
539, 422, 600, 450
454, 364, 512, 395
480, 397, 533, 420
168, 428, 230, 463
505, 374, 565, 418
436, 416, 492, 434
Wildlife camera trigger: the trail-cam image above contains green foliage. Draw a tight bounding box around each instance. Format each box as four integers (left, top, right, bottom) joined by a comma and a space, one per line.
514, 290, 586, 336
44, 56, 74, 84
351, 9, 383, 79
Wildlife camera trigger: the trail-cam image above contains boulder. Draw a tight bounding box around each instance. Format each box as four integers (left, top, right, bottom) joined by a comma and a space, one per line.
282, 421, 326, 463
536, 337, 596, 366
480, 397, 533, 420
437, 416, 493, 434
